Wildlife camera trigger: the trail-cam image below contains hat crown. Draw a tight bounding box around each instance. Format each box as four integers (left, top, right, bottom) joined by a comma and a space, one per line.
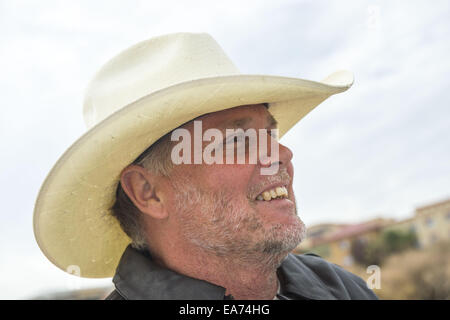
83, 32, 240, 128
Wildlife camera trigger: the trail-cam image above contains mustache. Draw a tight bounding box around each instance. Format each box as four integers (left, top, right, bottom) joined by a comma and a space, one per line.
247, 168, 291, 200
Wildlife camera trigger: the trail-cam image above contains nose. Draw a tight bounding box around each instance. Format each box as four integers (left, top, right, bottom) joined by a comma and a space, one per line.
259, 131, 293, 174
264, 141, 292, 170
278, 142, 293, 166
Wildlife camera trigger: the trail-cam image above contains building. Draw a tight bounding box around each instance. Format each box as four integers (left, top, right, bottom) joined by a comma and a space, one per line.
295, 197, 450, 268
412, 198, 450, 248
295, 218, 391, 267
298, 223, 348, 250
384, 198, 450, 248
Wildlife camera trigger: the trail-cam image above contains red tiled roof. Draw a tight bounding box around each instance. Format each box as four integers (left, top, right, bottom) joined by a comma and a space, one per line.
311, 220, 385, 246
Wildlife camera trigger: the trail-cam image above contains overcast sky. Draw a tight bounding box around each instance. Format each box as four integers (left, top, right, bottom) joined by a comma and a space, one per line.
1, 0, 449, 299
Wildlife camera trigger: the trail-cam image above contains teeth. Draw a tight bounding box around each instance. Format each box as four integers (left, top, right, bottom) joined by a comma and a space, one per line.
275, 187, 284, 197
262, 191, 271, 201
270, 189, 277, 199
257, 186, 288, 201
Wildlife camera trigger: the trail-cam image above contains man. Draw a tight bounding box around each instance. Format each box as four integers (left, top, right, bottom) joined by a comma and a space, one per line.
33, 32, 377, 300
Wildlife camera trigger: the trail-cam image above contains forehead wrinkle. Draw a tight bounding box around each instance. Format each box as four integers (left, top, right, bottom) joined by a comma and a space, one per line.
217, 113, 278, 132
219, 116, 253, 130
193, 105, 278, 135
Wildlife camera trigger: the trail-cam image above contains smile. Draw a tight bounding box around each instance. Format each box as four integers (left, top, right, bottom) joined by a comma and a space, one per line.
256, 186, 288, 201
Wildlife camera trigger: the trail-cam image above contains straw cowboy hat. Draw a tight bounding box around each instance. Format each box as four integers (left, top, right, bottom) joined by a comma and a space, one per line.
33, 32, 354, 278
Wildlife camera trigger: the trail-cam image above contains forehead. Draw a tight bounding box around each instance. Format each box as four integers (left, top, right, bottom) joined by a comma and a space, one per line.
195, 104, 277, 130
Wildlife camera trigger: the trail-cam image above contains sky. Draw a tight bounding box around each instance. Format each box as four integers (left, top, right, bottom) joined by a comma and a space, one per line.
0, 0, 449, 299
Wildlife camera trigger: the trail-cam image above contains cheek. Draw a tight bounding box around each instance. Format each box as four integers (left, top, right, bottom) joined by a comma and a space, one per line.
202, 164, 254, 195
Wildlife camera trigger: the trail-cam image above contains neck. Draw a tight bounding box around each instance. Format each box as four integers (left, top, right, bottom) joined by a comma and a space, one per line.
154, 241, 287, 300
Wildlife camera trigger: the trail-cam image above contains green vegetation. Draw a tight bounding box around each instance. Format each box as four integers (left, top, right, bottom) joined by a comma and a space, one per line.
348, 242, 450, 299
351, 230, 418, 266
306, 244, 330, 258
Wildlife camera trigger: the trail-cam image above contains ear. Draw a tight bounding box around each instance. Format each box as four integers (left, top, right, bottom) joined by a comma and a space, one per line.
120, 165, 168, 219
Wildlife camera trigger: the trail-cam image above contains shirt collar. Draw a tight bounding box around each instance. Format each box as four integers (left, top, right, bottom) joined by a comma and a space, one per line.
113, 245, 226, 300
113, 245, 336, 300
277, 253, 337, 300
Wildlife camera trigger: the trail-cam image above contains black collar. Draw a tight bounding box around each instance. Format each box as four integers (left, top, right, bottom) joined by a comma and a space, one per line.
113, 245, 336, 300
276, 253, 337, 299
113, 246, 226, 299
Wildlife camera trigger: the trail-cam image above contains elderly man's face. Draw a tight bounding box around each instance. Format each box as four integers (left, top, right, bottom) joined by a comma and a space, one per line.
164, 104, 305, 259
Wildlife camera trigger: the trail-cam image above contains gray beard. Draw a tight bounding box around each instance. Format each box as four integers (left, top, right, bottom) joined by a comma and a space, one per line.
171, 178, 306, 270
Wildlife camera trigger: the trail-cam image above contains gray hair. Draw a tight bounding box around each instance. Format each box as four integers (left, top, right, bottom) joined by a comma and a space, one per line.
111, 131, 174, 250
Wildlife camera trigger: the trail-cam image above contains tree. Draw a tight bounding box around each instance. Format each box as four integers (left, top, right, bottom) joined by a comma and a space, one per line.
351, 230, 418, 266
382, 230, 418, 253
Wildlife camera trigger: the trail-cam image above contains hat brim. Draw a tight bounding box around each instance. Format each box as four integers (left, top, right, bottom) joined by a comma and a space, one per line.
33, 71, 353, 278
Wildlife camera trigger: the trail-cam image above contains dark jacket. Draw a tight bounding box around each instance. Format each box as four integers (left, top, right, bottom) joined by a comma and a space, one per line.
106, 245, 378, 300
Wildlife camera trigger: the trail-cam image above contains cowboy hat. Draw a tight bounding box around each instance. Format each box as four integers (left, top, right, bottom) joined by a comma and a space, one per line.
33, 32, 354, 278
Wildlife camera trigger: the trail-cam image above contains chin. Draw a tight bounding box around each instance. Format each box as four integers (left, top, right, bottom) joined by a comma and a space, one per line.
260, 217, 306, 254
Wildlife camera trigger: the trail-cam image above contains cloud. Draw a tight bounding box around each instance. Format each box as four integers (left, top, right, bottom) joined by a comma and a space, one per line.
1, 0, 449, 298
